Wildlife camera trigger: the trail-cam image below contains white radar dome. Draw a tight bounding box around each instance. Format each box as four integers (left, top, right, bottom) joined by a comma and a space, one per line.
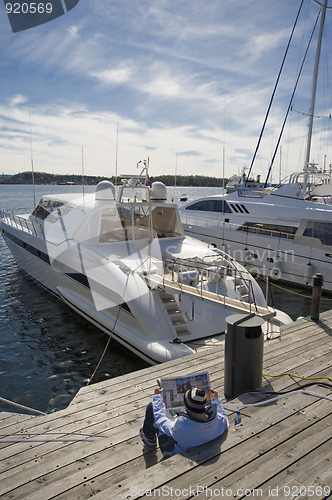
95, 181, 115, 200
150, 182, 167, 201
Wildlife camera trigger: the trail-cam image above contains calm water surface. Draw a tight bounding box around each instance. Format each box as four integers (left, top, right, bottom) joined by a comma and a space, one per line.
0, 184, 330, 414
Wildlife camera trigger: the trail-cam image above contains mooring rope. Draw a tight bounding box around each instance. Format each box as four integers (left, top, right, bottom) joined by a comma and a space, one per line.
0, 396, 47, 416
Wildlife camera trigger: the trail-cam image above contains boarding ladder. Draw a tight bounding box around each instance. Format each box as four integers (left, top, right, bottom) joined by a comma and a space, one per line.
158, 290, 191, 337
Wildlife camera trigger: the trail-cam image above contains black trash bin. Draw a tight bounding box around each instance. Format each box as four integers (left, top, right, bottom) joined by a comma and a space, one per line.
224, 313, 264, 399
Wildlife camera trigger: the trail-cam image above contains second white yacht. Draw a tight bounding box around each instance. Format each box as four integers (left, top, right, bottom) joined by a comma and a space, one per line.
179, 183, 332, 292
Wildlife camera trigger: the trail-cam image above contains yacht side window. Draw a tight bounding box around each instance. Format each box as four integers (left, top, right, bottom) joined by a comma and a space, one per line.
238, 222, 297, 239
303, 221, 332, 247
186, 200, 232, 213
206, 200, 232, 213
185, 201, 206, 211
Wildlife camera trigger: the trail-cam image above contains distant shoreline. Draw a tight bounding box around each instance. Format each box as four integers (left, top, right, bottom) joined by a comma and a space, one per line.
0, 171, 228, 187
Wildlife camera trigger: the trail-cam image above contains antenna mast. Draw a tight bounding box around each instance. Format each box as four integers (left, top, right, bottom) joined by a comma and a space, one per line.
29, 108, 36, 206
174, 154, 178, 201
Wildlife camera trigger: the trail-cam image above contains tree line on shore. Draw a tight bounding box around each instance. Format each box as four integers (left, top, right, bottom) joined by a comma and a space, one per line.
0, 171, 228, 187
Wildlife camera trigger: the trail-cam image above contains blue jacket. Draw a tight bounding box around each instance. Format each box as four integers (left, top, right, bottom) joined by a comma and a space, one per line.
152, 394, 229, 456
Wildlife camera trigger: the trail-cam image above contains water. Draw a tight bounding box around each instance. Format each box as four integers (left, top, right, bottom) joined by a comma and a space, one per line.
0, 184, 330, 414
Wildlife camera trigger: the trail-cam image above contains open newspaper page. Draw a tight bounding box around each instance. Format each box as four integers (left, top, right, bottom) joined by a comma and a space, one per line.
158, 372, 211, 418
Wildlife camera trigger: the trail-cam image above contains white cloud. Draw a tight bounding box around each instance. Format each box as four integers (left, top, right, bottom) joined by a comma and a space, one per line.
67, 25, 80, 38
90, 65, 133, 86
9, 95, 27, 107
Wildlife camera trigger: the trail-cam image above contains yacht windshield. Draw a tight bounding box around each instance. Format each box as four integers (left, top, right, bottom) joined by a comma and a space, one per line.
237, 188, 265, 198
32, 198, 74, 222
99, 204, 182, 243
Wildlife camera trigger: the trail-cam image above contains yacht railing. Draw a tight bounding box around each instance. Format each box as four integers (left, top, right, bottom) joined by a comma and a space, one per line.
162, 256, 258, 314
0, 209, 44, 238
181, 215, 295, 240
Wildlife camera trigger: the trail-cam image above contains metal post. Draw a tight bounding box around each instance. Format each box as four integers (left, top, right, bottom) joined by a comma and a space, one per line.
310, 273, 324, 321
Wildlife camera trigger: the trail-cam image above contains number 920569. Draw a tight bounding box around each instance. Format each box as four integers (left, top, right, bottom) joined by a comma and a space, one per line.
5, 3, 53, 15
283, 485, 331, 497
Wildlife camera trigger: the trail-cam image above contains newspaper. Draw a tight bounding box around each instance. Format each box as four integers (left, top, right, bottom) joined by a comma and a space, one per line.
157, 371, 211, 418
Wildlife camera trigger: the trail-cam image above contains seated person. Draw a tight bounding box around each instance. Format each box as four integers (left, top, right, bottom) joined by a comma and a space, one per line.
140, 386, 229, 458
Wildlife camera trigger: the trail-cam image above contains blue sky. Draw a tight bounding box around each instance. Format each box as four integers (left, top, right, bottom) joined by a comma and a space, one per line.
0, 0, 331, 180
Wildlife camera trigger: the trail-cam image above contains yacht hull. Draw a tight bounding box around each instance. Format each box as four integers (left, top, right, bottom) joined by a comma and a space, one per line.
179, 185, 332, 294
182, 223, 332, 292
1, 226, 196, 364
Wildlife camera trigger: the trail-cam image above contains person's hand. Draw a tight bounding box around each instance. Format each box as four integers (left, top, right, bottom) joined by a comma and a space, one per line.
208, 388, 218, 400
154, 386, 163, 395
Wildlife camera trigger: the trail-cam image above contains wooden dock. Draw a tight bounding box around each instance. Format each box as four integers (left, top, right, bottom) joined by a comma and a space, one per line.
0, 310, 331, 499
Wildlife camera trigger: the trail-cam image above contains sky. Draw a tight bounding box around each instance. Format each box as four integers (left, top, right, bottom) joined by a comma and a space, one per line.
0, 0, 331, 181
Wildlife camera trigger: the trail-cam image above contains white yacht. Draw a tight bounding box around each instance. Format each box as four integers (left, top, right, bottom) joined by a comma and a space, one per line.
226, 168, 264, 194
179, 183, 332, 293
0, 172, 288, 365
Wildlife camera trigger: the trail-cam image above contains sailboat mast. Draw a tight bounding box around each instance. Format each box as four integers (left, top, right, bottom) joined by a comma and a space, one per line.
304, 0, 327, 169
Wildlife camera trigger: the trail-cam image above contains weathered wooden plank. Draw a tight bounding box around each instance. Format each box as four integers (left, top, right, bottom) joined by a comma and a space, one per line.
1, 436, 164, 500
188, 415, 332, 500
0, 412, 38, 430
73, 347, 222, 399
67, 394, 332, 499
263, 439, 332, 500
0, 412, 32, 423
69, 348, 223, 407
268, 318, 329, 343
